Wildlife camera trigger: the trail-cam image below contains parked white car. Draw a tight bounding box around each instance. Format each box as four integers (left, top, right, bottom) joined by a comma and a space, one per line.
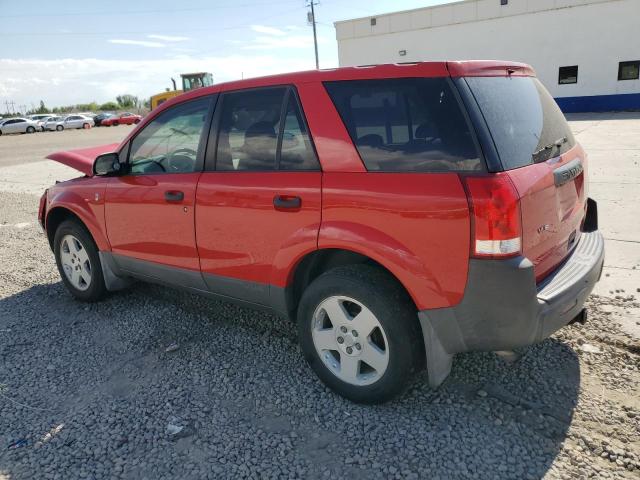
43, 116, 65, 132
0, 118, 39, 135
60, 115, 94, 130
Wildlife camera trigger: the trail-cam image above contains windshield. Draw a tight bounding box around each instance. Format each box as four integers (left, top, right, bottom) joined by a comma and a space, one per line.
465, 76, 575, 170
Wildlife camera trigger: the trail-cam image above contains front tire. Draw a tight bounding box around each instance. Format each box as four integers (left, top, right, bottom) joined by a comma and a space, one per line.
297, 265, 424, 404
56, 125, 63, 131
113, 121, 119, 126
26, 126, 35, 133
53, 220, 106, 302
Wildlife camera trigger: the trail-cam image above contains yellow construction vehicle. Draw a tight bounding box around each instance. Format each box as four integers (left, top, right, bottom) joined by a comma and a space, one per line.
150, 72, 214, 110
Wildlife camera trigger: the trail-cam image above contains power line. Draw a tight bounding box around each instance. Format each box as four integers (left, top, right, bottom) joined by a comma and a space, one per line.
0, 4, 308, 37
0, 0, 300, 18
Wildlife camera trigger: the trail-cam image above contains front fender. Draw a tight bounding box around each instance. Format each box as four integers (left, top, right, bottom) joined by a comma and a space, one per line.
319, 221, 450, 310
46, 179, 109, 251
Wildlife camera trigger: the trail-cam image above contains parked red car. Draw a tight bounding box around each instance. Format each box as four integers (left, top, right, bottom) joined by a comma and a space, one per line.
40, 61, 603, 403
100, 112, 142, 126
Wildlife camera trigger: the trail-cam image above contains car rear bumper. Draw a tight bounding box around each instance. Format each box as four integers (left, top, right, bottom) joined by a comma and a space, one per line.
418, 224, 604, 386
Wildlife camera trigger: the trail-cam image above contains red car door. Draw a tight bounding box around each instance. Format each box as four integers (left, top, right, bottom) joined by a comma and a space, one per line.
195, 87, 321, 306
104, 96, 214, 276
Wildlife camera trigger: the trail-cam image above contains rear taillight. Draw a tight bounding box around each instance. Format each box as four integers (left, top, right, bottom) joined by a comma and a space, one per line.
464, 175, 522, 258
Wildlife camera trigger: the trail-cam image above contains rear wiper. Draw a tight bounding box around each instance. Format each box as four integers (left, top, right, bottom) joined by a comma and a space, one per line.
533, 136, 568, 157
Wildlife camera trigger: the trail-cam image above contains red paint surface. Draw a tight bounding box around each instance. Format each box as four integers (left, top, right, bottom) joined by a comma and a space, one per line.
46, 143, 119, 176
320, 173, 471, 310
195, 172, 321, 286
104, 174, 201, 270
46, 177, 109, 250
507, 144, 587, 281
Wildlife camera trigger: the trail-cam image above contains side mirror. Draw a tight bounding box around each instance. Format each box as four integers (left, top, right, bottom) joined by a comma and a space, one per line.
93, 152, 122, 176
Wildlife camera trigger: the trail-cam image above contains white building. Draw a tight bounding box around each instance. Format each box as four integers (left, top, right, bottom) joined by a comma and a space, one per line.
335, 0, 640, 112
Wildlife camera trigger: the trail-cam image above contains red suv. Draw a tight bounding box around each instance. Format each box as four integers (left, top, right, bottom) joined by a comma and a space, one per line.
40, 61, 604, 403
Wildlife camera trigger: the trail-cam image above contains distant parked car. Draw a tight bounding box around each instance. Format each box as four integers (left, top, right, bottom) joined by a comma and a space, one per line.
0, 117, 38, 135
33, 115, 55, 131
100, 112, 141, 126
94, 113, 114, 127
61, 115, 94, 130
43, 116, 65, 131
30, 114, 53, 123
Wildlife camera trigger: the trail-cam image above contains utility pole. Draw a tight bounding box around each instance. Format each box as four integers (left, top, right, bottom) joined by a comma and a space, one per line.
307, 1, 319, 69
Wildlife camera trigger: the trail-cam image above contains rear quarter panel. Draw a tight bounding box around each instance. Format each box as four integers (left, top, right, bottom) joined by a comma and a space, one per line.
319, 173, 471, 310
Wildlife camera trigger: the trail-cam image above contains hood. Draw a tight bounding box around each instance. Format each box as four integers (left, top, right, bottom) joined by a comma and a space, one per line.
46, 143, 119, 177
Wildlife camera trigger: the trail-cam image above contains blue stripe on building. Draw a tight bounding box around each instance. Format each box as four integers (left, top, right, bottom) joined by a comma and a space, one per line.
555, 93, 640, 113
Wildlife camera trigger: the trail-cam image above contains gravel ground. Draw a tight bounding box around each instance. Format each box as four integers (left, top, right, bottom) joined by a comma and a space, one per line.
0, 194, 638, 480
1, 114, 640, 479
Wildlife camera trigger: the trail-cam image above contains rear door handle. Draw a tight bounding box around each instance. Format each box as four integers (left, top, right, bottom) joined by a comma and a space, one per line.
164, 190, 184, 202
273, 195, 301, 210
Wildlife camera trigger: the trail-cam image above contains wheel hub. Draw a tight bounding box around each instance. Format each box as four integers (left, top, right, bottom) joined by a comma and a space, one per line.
335, 326, 361, 356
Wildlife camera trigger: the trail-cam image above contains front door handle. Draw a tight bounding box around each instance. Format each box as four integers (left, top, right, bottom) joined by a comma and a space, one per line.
164, 190, 184, 202
273, 195, 301, 210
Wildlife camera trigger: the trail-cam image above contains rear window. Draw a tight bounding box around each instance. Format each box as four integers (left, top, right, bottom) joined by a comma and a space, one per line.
465, 76, 576, 170
324, 78, 482, 172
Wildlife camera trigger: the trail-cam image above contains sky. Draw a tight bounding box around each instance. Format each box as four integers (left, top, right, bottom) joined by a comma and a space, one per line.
0, 0, 448, 110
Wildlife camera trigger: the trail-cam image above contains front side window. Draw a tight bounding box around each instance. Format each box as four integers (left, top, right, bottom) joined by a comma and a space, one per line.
618, 61, 640, 81
324, 78, 481, 172
559, 66, 578, 84
128, 97, 210, 174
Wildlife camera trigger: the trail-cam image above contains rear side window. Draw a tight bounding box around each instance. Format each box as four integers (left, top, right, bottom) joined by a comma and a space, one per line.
324, 78, 481, 172
214, 87, 319, 171
466, 76, 576, 170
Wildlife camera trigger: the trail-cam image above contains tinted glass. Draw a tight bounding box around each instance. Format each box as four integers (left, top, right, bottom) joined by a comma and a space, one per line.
279, 95, 319, 170
559, 66, 578, 84
324, 78, 481, 172
215, 88, 285, 171
466, 77, 575, 170
619, 61, 640, 81
128, 97, 209, 174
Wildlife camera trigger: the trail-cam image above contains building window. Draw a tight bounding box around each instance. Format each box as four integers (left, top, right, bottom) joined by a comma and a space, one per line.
558, 66, 578, 85
501, 0, 508, 5
370, 18, 376, 26
618, 61, 640, 81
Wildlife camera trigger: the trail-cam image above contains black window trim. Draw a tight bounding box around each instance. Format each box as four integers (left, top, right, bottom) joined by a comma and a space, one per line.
322, 76, 487, 174
122, 94, 217, 176
204, 84, 321, 173
618, 60, 640, 81
558, 65, 578, 85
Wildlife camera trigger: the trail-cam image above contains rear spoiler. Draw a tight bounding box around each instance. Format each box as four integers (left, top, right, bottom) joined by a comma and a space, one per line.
46, 143, 119, 177
447, 60, 536, 78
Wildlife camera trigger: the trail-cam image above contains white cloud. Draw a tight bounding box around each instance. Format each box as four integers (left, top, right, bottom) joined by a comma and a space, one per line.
250, 25, 287, 36
108, 39, 165, 48
148, 34, 190, 42
0, 55, 317, 107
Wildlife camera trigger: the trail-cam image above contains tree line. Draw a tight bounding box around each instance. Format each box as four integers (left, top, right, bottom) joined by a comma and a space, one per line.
1, 95, 150, 117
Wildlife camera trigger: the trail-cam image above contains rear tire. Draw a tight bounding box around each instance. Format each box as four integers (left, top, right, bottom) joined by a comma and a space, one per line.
56, 125, 63, 131
53, 220, 107, 302
297, 264, 424, 404
113, 121, 119, 126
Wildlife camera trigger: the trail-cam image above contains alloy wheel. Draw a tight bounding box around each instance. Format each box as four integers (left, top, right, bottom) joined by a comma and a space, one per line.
311, 295, 389, 386
59, 234, 92, 291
